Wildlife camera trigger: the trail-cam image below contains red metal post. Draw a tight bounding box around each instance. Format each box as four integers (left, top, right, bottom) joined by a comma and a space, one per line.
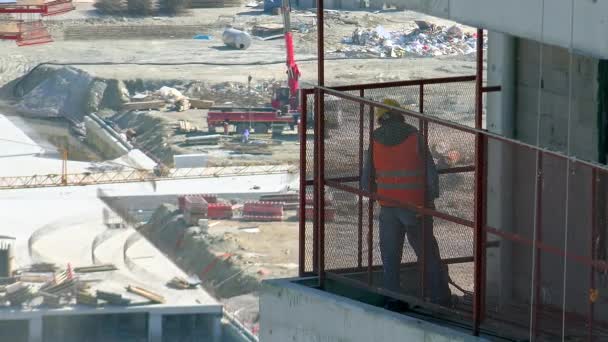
318, 88, 326, 288
531, 152, 544, 339
316, 0, 325, 287
419, 83, 427, 300
473, 27, 485, 336
313, 90, 319, 274
316, 0, 324, 87
358, 89, 365, 269
589, 168, 597, 342
367, 105, 375, 286
299, 90, 308, 277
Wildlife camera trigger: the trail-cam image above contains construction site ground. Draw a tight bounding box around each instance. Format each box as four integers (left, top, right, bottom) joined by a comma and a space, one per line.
0, 3, 479, 338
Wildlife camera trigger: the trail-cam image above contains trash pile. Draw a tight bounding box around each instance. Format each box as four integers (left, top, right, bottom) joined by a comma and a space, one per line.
340, 22, 486, 58
186, 80, 278, 107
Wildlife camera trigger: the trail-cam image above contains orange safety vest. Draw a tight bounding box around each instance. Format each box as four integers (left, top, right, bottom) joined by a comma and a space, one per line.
372, 134, 424, 207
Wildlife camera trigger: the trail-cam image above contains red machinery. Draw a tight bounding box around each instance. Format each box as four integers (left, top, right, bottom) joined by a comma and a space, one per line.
207, 108, 297, 134
0, 0, 74, 46
207, 0, 303, 135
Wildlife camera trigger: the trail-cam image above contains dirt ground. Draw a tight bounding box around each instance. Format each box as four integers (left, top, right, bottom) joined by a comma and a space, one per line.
0, 4, 478, 87
0, 3, 481, 335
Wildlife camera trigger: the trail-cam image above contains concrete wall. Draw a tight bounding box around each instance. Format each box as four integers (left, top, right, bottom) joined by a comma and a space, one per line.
485, 31, 515, 307
0, 310, 222, 342
260, 278, 490, 342
391, 0, 608, 59
84, 116, 129, 159
485, 36, 604, 318
514, 39, 599, 160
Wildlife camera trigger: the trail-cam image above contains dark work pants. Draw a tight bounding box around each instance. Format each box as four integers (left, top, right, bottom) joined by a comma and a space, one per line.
379, 205, 451, 304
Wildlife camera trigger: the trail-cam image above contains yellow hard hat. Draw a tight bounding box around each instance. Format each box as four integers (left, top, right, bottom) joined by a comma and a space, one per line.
375, 98, 401, 121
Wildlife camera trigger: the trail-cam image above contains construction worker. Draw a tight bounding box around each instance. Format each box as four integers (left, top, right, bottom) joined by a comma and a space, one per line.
242, 128, 250, 143
361, 98, 451, 308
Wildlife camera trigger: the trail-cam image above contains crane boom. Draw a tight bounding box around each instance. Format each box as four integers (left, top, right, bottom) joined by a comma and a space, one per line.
282, 0, 300, 110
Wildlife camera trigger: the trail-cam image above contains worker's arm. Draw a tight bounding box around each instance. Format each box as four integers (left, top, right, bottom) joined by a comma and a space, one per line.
419, 135, 440, 200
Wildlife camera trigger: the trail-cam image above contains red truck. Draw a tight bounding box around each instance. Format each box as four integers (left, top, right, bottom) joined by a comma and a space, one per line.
207, 106, 300, 134
208, 16, 305, 135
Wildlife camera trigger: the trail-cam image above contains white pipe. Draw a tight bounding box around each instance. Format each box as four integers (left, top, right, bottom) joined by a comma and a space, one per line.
222, 28, 252, 50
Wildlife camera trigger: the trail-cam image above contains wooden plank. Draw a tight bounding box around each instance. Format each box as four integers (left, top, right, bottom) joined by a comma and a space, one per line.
189, 99, 214, 109
73, 264, 117, 273
122, 100, 166, 111
126, 285, 165, 304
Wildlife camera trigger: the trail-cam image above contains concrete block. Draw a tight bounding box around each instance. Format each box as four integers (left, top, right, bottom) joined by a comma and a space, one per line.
514, 109, 538, 144
575, 99, 597, 125
549, 44, 571, 72
516, 60, 540, 88
148, 313, 162, 342
516, 85, 540, 114
540, 90, 569, 119
28, 317, 42, 342
261, 278, 490, 342
517, 38, 540, 65
543, 69, 569, 95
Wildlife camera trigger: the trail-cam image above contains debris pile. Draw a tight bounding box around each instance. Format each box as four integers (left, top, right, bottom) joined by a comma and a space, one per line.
340, 23, 486, 58
0, 261, 170, 309
125, 86, 194, 112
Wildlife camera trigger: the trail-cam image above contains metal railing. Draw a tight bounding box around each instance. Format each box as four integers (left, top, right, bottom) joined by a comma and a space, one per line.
299, 75, 608, 340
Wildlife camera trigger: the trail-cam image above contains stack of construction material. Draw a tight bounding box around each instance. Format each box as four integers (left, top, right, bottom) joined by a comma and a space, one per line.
5, 282, 32, 306
243, 201, 284, 221
40, 267, 76, 295
178, 194, 217, 212
301, 195, 336, 221
208, 203, 233, 219
96, 290, 131, 305
260, 193, 299, 210
183, 195, 209, 226
76, 290, 98, 306
303, 206, 337, 222
41, 292, 62, 308
0, 239, 13, 278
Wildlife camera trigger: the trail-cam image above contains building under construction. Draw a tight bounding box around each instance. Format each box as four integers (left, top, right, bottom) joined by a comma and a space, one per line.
0, 0, 605, 340
261, 0, 608, 341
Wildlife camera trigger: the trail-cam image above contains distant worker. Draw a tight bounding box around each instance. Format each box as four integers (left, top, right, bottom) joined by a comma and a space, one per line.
242, 128, 250, 143
361, 98, 451, 308
223, 120, 230, 135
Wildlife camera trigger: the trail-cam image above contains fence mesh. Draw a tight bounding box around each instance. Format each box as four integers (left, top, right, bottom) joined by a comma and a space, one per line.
317, 81, 478, 307
301, 77, 608, 339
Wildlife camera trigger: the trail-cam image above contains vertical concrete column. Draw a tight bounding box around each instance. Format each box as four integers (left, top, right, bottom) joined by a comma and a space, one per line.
28, 317, 43, 342
148, 313, 162, 342
209, 315, 222, 342
485, 31, 516, 308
